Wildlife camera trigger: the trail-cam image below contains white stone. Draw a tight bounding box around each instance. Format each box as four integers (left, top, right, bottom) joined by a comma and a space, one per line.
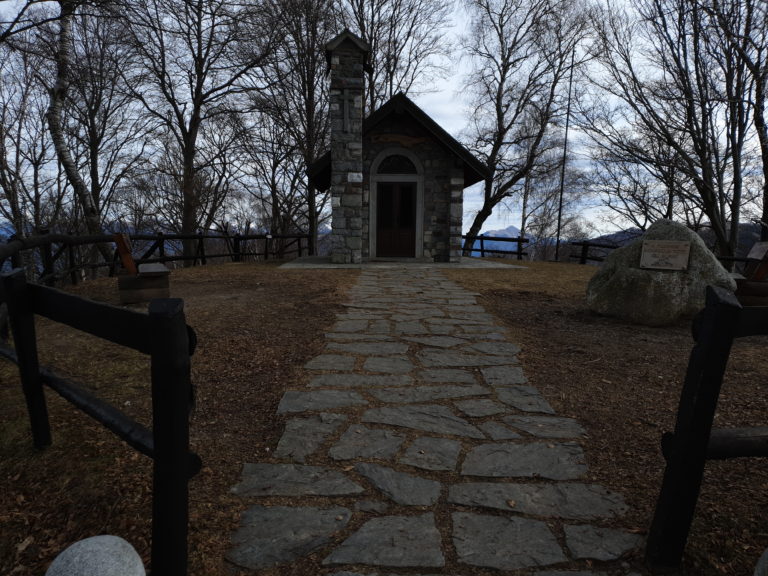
46, 536, 145, 576
347, 172, 363, 183
586, 219, 736, 326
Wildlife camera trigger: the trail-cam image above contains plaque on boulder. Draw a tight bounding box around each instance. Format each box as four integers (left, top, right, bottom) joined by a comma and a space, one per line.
586, 219, 736, 326
640, 240, 691, 271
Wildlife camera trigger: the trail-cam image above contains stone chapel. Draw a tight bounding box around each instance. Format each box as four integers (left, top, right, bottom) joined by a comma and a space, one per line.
308, 30, 488, 264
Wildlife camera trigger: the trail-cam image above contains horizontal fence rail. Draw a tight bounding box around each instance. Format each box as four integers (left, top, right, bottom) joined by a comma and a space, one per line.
0, 231, 311, 287
0, 268, 199, 576
462, 234, 529, 260
569, 241, 621, 264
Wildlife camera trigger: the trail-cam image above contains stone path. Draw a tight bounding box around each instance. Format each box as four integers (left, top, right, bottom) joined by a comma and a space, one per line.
227, 267, 643, 575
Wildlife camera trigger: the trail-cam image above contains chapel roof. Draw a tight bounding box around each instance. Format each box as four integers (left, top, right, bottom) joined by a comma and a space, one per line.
307, 92, 489, 191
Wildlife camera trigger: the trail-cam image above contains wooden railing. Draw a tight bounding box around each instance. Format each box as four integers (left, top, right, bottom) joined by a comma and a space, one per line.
0, 269, 199, 576
0, 231, 311, 287
646, 287, 768, 570
569, 240, 620, 264
462, 234, 529, 260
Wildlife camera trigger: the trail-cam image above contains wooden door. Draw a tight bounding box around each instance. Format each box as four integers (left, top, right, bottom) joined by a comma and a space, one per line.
376, 182, 416, 257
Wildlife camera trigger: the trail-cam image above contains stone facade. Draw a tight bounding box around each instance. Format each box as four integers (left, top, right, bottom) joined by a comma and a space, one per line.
328, 36, 367, 264
360, 116, 464, 262
322, 31, 486, 264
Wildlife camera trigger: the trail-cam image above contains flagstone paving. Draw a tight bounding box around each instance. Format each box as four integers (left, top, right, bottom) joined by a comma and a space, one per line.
228, 267, 644, 575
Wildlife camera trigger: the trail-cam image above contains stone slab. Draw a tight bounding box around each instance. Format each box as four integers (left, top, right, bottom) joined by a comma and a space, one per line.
477, 421, 522, 440
277, 390, 367, 413
452, 512, 566, 569
461, 442, 587, 480
393, 321, 430, 334
333, 320, 369, 332
232, 463, 364, 496
323, 514, 445, 567
369, 384, 490, 404
466, 342, 521, 356
481, 365, 528, 386
418, 350, 519, 367
329, 425, 405, 460
305, 354, 356, 371
355, 463, 441, 505
228, 506, 351, 569
454, 398, 509, 417
274, 413, 348, 462
503, 415, 586, 438
309, 374, 413, 388
448, 482, 627, 519
363, 357, 413, 374
403, 336, 468, 348
327, 341, 410, 355
496, 386, 555, 414
564, 525, 643, 561
326, 333, 394, 341
363, 405, 484, 439
419, 368, 476, 384
400, 437, 462, 471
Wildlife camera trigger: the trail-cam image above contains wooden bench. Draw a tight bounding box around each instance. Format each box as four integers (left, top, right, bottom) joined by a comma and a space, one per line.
734, 241, 768, 305
114, 234, 171, 304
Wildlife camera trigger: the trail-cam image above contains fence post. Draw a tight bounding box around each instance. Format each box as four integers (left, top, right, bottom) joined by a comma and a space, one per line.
580, 243, 589, 265
39, 229, 54, 286
68, 244, 78, 285
517, 237, 524, 260
479, 235, 485, 258
1, 269, 51, 449
298, 236, 303, 258
148, 298, 192, 576
645, 287, 741, 569
233, 235, 242, 262
264, 235, 271, 261
196, 233, 206, 266
158, 232, 166, 259
9, 235, 22, 269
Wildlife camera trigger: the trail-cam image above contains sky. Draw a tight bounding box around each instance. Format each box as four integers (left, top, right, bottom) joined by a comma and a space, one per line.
409, 11, 611, 238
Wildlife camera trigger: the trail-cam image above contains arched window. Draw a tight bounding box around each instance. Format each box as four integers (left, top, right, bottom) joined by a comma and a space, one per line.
377, 154, 418, 174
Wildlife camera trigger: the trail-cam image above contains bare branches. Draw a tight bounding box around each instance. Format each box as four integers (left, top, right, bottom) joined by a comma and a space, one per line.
337, 0, 455, 112
460, 0, 590, 253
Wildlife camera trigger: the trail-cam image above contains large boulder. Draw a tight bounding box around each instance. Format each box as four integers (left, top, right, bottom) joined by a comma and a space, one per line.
586, 220, 736, 326
46, 535, 145, 576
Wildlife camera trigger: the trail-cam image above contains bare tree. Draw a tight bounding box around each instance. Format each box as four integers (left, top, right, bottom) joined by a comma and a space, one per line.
64, 8, 151, 231
44, 0, 112, 258
257, 0, 337, 252
460, 0, 589, 255
120, 0, 276, 263
0, 40, 68, 235
699, 0, 768, 239
336, 0, 454, 112
585, 0, 756, 258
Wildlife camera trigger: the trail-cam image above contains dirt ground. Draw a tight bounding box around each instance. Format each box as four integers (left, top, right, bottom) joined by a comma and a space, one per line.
1, 260, 767, 575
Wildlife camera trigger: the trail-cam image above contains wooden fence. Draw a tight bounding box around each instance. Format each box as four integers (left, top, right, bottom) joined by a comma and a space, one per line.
646, 286, 768, 570
462, 234, 529, 260
569, 240, 621, 264
0, 268, 199, 576
0, 231, 311, 287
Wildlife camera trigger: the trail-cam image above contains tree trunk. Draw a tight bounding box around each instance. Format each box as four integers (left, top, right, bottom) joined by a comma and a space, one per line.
462, 204, 494, 256
47, 1, 111, 262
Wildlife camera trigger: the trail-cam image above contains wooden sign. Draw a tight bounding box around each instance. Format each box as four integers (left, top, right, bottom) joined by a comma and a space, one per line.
640, 240, 691, 271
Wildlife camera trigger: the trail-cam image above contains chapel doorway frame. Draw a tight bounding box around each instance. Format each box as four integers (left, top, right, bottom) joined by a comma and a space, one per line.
369, 148, 424, 258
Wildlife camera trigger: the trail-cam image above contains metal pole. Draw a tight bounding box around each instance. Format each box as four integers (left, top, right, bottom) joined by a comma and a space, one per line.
555, 49, 576, 262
